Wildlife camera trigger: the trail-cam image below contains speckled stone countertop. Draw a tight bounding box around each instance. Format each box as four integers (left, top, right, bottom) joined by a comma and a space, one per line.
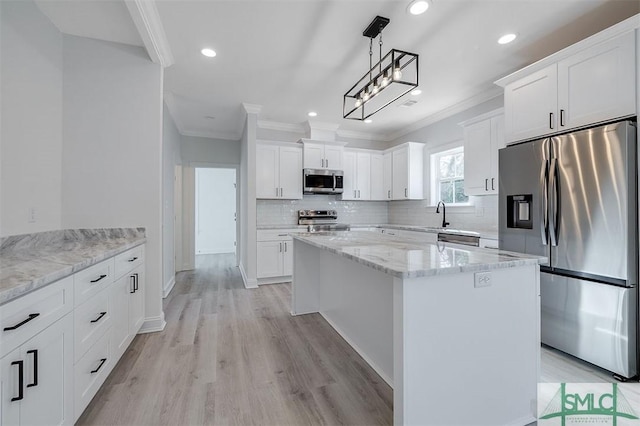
0, 228, 146, 305
292, 231, 545, 279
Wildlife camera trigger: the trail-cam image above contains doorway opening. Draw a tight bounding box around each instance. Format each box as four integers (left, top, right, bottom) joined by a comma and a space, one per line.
195, 167, 237, 263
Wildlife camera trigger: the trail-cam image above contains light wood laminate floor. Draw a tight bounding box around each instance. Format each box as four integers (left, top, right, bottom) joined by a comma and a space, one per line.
79, 254, 635, 425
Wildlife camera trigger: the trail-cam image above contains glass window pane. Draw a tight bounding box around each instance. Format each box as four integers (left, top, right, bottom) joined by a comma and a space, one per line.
440, 180, 453, 203
455, 154, 464, 177
439, 154, 455, 178
454, 179, 469, 203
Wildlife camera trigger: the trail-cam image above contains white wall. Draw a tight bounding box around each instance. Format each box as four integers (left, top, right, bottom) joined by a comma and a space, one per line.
162, 103, 182, 297
1, 0, 63, 237
61, 35, 165, 332
181, 135, 240, 165
239, 112, 258, 288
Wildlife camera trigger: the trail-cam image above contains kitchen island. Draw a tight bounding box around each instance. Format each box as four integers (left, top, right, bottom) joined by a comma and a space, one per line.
292, 231, 546, 426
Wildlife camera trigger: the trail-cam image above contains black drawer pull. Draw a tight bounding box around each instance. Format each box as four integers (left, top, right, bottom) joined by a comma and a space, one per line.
26, 350, 38, 388
4, 313, 40, 331
91, 358, 107, 374
130, 275, 136, 293
128, 257, 138, 262
90, 274, 107, 283
90, 312, 107, 323
133, 273, 139, 291
11, 360, 24, 401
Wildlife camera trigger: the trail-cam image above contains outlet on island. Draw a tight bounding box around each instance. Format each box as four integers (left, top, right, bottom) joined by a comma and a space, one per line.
474, 271, 491, 288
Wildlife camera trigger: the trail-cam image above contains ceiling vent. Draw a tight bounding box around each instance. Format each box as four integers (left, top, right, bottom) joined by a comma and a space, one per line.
399, 100, 418, 108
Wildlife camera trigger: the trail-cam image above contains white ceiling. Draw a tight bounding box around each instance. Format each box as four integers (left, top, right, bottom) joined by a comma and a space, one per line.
36, 0, 639, 142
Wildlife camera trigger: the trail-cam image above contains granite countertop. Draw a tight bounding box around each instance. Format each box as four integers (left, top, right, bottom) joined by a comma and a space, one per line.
0, 228, 146, 305
293, 231, 545, 279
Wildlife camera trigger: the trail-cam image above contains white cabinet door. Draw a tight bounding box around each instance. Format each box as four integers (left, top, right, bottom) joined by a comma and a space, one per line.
282, 240, 293, 276
370, 153, 385, 201
110, 274, 131, 361
341, 151, 357, 200
463, 119, 492, 196
383, 152, 393, 200
356, 152, 371, 200
279, 146, 303, 200
558, 32, 636, 131
504, 64, 558, 143
128, 265, 144, 335
392, 147, 409, 200
324, 145, 343, 170
1, 314, 73, 426
489, 115, 505, 193
257, 241, 283, 278
303, 143, 324, 169
256, 144, 280, 199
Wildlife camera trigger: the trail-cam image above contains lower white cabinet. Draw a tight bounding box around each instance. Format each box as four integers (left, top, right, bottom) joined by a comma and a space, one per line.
110, 263, 144, 362
1, 313, 74, 426
257, 230, 295, 281
74, 328, 112, 421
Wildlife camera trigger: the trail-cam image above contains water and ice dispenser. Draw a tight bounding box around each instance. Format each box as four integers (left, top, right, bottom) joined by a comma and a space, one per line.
506, 194, 533, 229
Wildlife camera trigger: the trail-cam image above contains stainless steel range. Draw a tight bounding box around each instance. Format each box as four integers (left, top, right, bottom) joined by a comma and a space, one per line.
298, 210, 350, 232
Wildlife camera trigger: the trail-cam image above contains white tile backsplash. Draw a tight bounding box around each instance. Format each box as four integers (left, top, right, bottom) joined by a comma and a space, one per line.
257, 195, 388, 226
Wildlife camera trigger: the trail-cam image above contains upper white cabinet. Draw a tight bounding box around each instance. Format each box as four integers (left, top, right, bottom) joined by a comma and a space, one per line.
341, 150, 371, 200
461, 110, 505, 196
502, 31, 636, 143
256, 142, 303, 200
390, 142, 424, 200
383, 152, 393, 201
300, 139, 345, 170
370, 153, 386, 201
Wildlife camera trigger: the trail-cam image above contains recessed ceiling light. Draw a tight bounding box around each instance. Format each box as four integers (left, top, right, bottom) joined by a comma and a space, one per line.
204, 116, 215, 120
364, 119, 373, 124
308, 112, 318, 117
201, 48, 216, 57
497, 33, 517, 45
408, 0, 429, 15
411, 89, 422, 96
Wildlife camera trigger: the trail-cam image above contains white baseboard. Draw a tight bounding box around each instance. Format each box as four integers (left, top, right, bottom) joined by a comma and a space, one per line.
139, 313, 167, 334
257, 276, 292, 285
239, 262, 258, 289
163, 276, 176, 298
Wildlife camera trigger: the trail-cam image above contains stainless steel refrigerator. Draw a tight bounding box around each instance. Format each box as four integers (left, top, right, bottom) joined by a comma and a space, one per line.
499, 120, 638, 379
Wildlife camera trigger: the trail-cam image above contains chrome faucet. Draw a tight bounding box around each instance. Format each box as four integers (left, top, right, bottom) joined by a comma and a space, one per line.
436, 201, 450, 228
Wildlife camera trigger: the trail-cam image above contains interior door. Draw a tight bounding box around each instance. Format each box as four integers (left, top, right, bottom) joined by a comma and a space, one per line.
195, 168, 237, 254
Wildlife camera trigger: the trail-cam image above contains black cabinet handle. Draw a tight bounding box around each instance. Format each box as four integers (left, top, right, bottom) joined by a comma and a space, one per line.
11, 360, 24, 401
90, 312, 107, 323
91, 358, 107, 374
4, 313, 40, 331
549, 112, 554, 129
26, 350, 38, 388
491, 178, 495, 191
133, 273, 139, 291
485, 179, 488, 191
560, 109, 565, 126
130, 275, 136, 294
90, 274, 107, 283
128, 257, 138, 262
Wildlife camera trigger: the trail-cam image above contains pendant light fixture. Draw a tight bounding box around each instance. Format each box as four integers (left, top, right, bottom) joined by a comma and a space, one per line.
343, 16, 419, 121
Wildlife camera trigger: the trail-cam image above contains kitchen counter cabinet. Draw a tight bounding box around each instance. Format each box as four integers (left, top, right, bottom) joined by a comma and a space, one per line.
256, 142, 302, 200
291, 231, 544, 425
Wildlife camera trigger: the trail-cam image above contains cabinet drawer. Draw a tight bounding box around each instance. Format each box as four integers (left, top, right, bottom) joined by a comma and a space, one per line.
0, 277, 74, 358
257, 229, 298, 242
74, 327, 112, 422
74, 258, 114, 307
74, 289, 112, 362
114, 245, 144, 279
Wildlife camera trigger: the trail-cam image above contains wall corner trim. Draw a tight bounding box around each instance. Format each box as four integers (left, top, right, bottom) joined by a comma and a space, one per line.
139, 313, 167, 333
125, 0, 175, 67
239, 263, 258, 289
163, 276, 176, 298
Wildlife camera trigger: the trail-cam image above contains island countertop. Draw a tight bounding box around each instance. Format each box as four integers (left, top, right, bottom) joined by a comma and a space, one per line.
292, 230, 546, 279
0, 228, 146, 305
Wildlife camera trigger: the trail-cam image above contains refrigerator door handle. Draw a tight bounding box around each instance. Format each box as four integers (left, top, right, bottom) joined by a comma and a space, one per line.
540, 160, 549, 245
549, 158, 559, 247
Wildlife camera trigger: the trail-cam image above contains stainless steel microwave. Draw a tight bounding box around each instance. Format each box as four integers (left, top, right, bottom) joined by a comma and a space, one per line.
303, 169, 344, 194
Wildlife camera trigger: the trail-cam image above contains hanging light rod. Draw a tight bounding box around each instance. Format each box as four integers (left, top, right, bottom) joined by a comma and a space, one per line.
343, 16, 419, 121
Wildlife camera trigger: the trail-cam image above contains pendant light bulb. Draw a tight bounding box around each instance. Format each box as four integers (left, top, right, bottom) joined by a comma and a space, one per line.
393, 67, 402, 80
381, 76, 389, 87
362, 88, 370, 102
372, 80, 380, 95
355, 98, 362, 108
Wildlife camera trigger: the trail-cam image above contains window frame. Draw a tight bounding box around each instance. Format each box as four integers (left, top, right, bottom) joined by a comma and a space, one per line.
428, 142, 471, 207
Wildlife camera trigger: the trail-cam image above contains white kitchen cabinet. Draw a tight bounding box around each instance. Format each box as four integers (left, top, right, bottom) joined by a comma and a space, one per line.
256, 143, 303, 199
383, 152, 393, 200
300, 139, 345, 170
128, 265, 144, 335
461, 110, 505, 196
503, 32, 636, 143
1, 313, 74, 426
110, 258, 145, 362
391, 142, 424, 200
370, 153, 385, 201
341, 150, 371, 200
256, 230, 295, 281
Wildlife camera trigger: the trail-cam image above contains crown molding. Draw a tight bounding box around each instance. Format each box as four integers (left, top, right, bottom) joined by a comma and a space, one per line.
336, 129, 388, 142
257, 120, 306, 133
125, 0, 174, 67
305, 120, 340, 132
385, 87, 503, 142
242, 103, 263, 115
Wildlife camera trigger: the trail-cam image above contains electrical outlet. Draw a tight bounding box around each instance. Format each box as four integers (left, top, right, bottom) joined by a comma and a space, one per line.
474, 271, 491, 288
28, 207, 36, 223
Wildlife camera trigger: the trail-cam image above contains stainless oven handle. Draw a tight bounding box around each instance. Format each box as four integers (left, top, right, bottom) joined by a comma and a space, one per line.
332, 173, 336, 191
